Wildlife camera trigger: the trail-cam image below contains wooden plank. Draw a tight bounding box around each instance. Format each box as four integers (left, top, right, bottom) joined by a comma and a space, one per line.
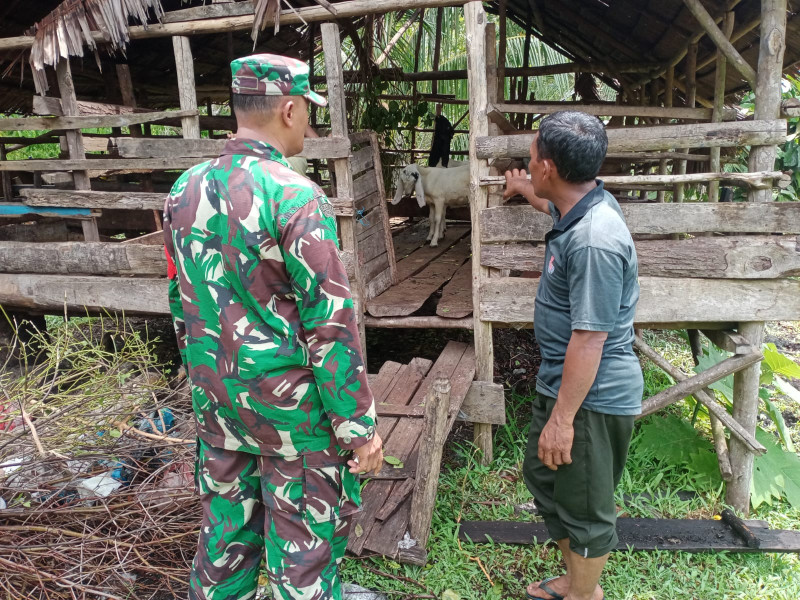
481, 236, 800, 279
0, 220, 78, 243
366, 131, 397, 288
392, 219, 431, 259
478, 277, 800, 325
354, 169, 379, 203
364, 267, 395, 301
111, 136, 351, 160
459, 380, 505, 425
350, 145, 375, 174
0, 203, 95, 219
492, 102, 734, 120
0, 241, 165, 276
363, 252, 390, 281
702, 329, 755, 354
21, 189, 164, 210
32, 96, 147, 117
475, 119, 788, 158
375, 477, 415, 521
367, 238, 472, 317
481, 171, 788, 189
436, 259, 473, 318
0, 157, 207, 172
0, 275, 168, 314
395, 224, 471, 282
363, 343, 468, 557
364, 315, 474, 329
479, 204, 800, 242
458, 519, 800, 552
0, 110, 199, 132
162, 1, 256, 22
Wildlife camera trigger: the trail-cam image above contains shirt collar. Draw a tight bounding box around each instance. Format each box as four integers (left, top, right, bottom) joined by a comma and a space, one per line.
551, 179, 606, 234
220, 137, 290, 168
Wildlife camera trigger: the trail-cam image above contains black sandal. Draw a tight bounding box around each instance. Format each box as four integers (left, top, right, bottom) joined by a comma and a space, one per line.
526, 576, 565, 600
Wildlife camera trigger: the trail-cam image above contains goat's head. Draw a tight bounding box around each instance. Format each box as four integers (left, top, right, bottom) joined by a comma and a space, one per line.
392, 164, 426, 208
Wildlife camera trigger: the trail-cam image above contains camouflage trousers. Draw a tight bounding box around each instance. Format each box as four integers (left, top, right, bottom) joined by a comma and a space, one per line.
189, 438, 361, 600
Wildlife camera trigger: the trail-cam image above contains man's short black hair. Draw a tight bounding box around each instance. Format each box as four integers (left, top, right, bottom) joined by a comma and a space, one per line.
536, 111, 608, 183
231, 93, 286, 119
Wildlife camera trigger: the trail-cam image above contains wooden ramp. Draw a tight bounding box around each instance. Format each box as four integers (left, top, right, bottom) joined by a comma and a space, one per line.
349, 341, 476, 563
366, 221, 474, 319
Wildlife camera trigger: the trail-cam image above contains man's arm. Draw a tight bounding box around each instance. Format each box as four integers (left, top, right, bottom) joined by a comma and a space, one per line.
277, 189, 382, 473
504, 169, 551, 215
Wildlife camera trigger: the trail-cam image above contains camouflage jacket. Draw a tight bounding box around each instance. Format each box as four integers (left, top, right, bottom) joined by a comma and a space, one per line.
164, 137, 377, 457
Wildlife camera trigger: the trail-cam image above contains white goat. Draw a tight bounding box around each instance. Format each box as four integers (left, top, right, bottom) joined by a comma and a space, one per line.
391, 163, 470, 246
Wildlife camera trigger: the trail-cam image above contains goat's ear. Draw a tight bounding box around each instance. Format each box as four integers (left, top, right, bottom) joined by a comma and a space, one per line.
414, 176, 426, 208
392, 181, 404, 205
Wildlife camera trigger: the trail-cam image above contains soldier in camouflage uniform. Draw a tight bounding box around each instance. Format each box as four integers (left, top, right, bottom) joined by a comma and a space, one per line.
163, 54, 383, 600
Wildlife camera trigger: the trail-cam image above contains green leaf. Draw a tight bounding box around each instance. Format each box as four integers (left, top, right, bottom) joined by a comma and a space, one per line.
636, 415, 714, 465
695, 343, 734, 403
442, 590, 461, 600
751, 428, 800, 509
354, 524, 364, 538
384, 455, 402, 466
687, 450, 723, 492
762, 343, 800, 379
775, 375, 800, 405
761, 393, 796, 452
109, 429, 122, 438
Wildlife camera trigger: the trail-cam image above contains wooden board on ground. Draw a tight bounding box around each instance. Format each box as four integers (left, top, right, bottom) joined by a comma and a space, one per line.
367, 237, 472, 317
391, 219, 432, 259
436, 259, 474, 318
356, 342, 476, 559
459, 519, 800, 553
395, 224, 471, 282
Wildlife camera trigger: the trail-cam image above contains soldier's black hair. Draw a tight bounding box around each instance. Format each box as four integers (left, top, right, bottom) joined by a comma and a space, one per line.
536, 111, 608, 183
231, 93, 289, 119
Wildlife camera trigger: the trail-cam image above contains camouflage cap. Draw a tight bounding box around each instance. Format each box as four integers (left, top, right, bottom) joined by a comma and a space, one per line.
230, 53, 327, 107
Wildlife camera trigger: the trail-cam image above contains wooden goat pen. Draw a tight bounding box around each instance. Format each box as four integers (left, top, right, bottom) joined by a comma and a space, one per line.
1, 0, 800, 522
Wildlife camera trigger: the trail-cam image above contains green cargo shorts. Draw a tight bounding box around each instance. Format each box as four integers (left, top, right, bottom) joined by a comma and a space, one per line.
523, 394, 634, 559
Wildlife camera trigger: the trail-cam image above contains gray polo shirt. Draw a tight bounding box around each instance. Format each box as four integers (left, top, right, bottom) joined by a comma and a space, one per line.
533, 181, 643, 415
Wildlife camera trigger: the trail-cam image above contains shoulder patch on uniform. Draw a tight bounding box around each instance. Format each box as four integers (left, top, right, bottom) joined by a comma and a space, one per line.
317, 195, 336, 219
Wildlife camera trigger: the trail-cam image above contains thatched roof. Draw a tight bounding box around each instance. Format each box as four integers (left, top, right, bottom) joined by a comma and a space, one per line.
0, 0, 799, 114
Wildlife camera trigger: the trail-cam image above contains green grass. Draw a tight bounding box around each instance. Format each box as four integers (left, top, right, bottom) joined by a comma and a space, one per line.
342, 330, 800, 599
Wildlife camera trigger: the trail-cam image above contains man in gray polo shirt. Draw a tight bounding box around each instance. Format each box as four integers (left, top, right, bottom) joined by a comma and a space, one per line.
504, 111, 643, 600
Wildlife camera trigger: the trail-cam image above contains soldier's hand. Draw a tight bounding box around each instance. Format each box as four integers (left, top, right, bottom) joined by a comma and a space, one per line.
348, 433, 383, 475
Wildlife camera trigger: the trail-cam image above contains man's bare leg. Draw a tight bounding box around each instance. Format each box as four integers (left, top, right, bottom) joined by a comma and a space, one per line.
526, 540, 603, 600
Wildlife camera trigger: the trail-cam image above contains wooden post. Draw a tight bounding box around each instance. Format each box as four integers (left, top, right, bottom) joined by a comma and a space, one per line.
172, 36, 201, 140
674, 43, 698, 204
431, 7, 444, 96
498, 0, 507, 102
709, 12, 735, 204
56, 59, 99, 242
405, 377, 451, 562
656, 66, 674, 203
0, 144, 12, 201
410, 9, 425, 166
465, 1, 495, 465
519, 9, 532, 128
485, 24, 505, 209
321, 23, 367, 358
727, 0, 787, 514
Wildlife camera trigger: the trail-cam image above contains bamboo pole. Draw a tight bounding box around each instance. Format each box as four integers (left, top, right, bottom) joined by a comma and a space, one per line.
682, 0, 757, 89
728, 0, 788, 515
375, 9, 422, 66
674, 43, 698, 204
465, 0, 495, 465
710, 12, 736, 204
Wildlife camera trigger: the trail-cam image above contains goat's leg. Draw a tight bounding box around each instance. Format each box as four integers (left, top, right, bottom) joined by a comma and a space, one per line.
426, 204, 436, 241
430, 202, 445, 247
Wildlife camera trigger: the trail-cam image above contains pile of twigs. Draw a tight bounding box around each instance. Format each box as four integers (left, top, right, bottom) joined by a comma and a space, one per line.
0, 315, 198, 599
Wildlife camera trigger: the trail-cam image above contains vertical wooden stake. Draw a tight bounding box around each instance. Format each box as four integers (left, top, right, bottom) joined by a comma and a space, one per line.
728, 0, 787, 514
56, 59, 99, 242
657, 66, 674, 203
498, 0, 507, 102
466, 1, 495, 465
173, 36, 201, 140
431, 7, 444, 97
0, 144, 13, 201
674, 42, 698, 204
709, 12, 735, 204
410, 9, 426, 166
408, 377, 451, 555
321, 23, 367, 359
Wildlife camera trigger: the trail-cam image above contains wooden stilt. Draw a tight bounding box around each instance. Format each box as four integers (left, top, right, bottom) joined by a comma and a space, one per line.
0, 144, 13, 201
727, 0, 787, 514
321, 23, 367, 359
56, 59, 99, 242
674, 43, 698, 204
431, 7, 444, 97
172, 36, 201, 140
410, 9, 425, 166
498, 0, 507, 102
656, 66, 674, 203
709, 12, 735, 204
466, 1, 495, 465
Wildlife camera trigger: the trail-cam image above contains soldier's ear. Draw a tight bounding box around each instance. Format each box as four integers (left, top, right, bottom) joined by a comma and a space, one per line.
279, 98, 295, 128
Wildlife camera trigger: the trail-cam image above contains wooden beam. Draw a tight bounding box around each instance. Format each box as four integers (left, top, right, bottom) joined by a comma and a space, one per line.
675, 42, 698, 203
481, 171, 786, 189
32, 95, 148, 117
492, 102, 734, 120
475, 119, 788, 158
0, 0, 469, 52
363, 315, 473, 329
465, 0, 494, 464
702, 329, 755, 354
110, 136, 352, 159
634, 336, 765, 455
0, 158, 207, 172
479, 203, 800, 242
710, 12, 736, 204
173, 36, 201, 139
460, 380, 505, 425
682, 0, 757, 88
0, 110, 199, 132
478, 277, 800, 325
0, 241, 165, 276
480, 236, 800, 279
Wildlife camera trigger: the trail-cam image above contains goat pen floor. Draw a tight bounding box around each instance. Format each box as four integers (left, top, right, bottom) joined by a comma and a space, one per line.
365, 219, 473, 320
